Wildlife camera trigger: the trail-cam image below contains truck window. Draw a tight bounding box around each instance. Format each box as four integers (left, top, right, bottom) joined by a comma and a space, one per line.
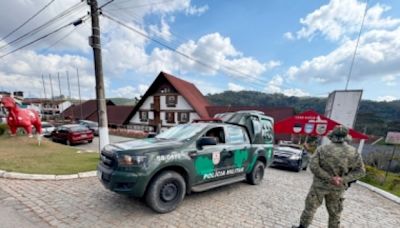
261, 118, 274, 144
204, 127, 225, 144
226, 125, 249, 144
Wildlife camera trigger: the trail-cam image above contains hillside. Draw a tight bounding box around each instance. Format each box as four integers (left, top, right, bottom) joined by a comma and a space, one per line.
207, 91, 400, 136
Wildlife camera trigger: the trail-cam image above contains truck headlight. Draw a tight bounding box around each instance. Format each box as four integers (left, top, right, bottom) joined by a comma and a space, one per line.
289, 154, 301, 160
118, 155, 147, 167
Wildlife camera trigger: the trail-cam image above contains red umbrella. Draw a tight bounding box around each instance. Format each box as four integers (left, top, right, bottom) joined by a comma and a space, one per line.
274, 110, 368, 140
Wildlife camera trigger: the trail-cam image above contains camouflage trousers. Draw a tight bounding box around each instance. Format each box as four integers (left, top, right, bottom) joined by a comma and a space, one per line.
299, 185, 344, 228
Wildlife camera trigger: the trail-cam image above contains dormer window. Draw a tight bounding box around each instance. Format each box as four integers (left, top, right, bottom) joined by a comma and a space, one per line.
166, 95, 177, 107
140, 111, 148, 122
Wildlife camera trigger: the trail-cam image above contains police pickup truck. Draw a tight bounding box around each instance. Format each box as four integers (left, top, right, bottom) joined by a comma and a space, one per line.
97, 111, 274, 213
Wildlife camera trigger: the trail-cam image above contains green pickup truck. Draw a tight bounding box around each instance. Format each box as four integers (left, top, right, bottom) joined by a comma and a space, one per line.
97, 111, 274, 213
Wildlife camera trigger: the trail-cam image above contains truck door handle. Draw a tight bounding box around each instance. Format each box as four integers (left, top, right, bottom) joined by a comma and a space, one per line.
188, 151, 197, 158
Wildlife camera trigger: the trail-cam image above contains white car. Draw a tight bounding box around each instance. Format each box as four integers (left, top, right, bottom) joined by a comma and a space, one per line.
41, 121, 55, 137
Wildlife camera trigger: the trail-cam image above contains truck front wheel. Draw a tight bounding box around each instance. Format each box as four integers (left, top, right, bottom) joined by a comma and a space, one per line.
145, 171, 186, 213
246, 161, 265, 185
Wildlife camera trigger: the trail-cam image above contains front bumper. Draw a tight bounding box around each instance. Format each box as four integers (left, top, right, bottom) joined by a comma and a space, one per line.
271, 156, 300, 169
97, 163, 148, 197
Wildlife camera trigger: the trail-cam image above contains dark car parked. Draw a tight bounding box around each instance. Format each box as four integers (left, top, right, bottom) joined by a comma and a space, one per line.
51, 124, 94, 146
272, 144, 310, 172
78, 120, 99, 136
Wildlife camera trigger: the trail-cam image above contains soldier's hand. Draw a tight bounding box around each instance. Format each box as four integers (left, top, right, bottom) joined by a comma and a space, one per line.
331, 176, 343, 186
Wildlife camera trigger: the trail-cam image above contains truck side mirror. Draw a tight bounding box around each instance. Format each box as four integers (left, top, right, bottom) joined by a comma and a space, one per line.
196, 137, 217, 150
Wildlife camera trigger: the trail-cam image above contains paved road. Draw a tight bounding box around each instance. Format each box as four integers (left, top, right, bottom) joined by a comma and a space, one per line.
1, 168, 399, 228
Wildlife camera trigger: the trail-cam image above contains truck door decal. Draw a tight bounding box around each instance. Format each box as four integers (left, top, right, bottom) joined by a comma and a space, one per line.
233, 149, 248, 168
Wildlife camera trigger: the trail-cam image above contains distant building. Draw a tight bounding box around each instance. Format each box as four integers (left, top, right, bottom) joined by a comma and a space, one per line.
22, 98, 72, 118
126, 71, 295, 137
61, 99, 115, 121
127, 71, 210, 132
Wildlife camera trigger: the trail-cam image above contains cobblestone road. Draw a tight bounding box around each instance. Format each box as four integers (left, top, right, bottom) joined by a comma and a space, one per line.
1, 168, 399, 228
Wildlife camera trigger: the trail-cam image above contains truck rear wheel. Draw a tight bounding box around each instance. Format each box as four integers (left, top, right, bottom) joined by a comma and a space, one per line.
247, 161, 265, 185
145, 171, 186, 213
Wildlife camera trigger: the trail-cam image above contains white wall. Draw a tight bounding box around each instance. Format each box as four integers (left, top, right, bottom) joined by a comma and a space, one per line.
160, 95, 192, 110
59, 101, 72, 113
141, 96, 153, 109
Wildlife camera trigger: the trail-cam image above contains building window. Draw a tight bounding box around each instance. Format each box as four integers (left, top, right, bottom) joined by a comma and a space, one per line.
165, 112, 175, 124
140, 111, 148, 122
166, 95, 177, 107
178, 112, 189, 123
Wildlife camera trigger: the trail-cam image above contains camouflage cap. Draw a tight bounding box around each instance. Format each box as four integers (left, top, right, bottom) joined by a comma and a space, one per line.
327, 125, 349, 142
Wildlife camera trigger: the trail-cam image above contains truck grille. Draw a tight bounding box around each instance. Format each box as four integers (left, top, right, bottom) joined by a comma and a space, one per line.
100, 150, 116, 168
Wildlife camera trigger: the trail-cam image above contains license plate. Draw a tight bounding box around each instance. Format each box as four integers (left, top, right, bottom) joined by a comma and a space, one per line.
274, 158, 284, 163
97, 170, 102, 180
81, 134, 87, 137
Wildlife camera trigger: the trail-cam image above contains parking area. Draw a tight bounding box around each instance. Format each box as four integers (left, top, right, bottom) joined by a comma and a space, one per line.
1, 167, 399, 227
68, 135, 133, 152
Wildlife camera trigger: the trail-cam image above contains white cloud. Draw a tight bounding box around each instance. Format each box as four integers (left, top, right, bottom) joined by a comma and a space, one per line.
293, 0, 400, 41
141, 33, 277, 79
286, 27, 400, 84
264, 75, 309, 97
110, 84, 149, 98
228, 83, 245, 92
376, 95, 397, 102
283, 32, 294, 40
185, 5, 209, 16
149, 18, 172, 41
0, 0, 221, 99
381, 75, 397, 86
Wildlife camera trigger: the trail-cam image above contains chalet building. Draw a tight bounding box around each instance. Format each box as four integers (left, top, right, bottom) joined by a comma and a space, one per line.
127, 71, 210, 132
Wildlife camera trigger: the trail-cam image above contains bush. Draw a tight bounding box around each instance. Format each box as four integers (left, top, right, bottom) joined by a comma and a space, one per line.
0, 124, 8, 136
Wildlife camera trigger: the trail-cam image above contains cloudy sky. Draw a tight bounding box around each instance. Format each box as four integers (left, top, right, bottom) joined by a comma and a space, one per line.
0, 0, 399, 101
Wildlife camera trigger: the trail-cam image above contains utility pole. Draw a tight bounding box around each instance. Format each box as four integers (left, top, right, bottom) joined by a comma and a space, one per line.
41, 74, 47, 99
88, 0, 109, 151
76, 67, 83, 120
66, 70, 71, 99
57, 72, 62, 98
49, 73, 55, 118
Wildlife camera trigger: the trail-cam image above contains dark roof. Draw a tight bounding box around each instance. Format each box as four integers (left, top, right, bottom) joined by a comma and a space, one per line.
206, 106, 294, 122
61, 99, 115, 120
87, 105, 135, 126
163, 72, 210, 118
127, 71, 211, 121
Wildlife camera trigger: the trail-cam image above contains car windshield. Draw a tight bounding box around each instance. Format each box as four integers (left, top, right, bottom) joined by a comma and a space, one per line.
70, 125, 89, 132
156, 124, 205, 141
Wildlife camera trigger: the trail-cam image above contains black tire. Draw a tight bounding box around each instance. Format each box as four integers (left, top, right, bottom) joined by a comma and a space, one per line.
66, 140, 73, 146
302, 164, 308, 171
145, 171, 186, 213
88, 140, 93, 143
247, 161, 265, 185
296, 161, 302, 172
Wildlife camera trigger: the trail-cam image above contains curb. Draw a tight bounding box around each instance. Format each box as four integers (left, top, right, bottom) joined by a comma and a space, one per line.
0, 169, 96, 180
357, 181, 400, 205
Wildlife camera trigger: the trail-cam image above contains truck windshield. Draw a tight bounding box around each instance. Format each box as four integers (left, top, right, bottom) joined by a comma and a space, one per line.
156, 124, 205, 141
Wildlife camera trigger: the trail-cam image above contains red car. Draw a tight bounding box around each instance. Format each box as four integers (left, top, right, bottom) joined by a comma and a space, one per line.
51, 124, 94, 146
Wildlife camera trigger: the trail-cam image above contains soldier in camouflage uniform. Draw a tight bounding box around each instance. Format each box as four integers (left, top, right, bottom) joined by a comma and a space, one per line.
292, 125, 365, 228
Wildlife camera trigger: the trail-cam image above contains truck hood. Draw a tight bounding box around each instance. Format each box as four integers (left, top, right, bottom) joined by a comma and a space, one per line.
104, 138, 184, 154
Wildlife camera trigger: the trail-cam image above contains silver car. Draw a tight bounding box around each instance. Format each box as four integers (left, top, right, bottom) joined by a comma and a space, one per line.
41, 121, 55, 137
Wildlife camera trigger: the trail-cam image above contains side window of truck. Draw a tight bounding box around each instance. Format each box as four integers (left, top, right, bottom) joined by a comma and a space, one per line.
261, 118, 273, 144
226, 125, 249, 144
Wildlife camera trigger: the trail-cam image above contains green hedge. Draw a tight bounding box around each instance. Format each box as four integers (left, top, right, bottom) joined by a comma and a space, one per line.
0, 124, 8, 136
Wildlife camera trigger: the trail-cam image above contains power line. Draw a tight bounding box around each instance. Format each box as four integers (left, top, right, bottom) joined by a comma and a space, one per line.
0, 0, 56, 42
345, 0, 369, 90
0, 16, 88, 59
102, 12, 273, 90
0, 1, 85, 51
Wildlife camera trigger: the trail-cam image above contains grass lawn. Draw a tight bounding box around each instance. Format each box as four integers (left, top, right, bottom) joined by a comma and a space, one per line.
0, 135, 99, 175
360, 165, 400, 197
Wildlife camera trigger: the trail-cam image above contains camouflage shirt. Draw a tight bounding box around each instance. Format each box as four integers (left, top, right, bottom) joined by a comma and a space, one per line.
310, 142, 366, 191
